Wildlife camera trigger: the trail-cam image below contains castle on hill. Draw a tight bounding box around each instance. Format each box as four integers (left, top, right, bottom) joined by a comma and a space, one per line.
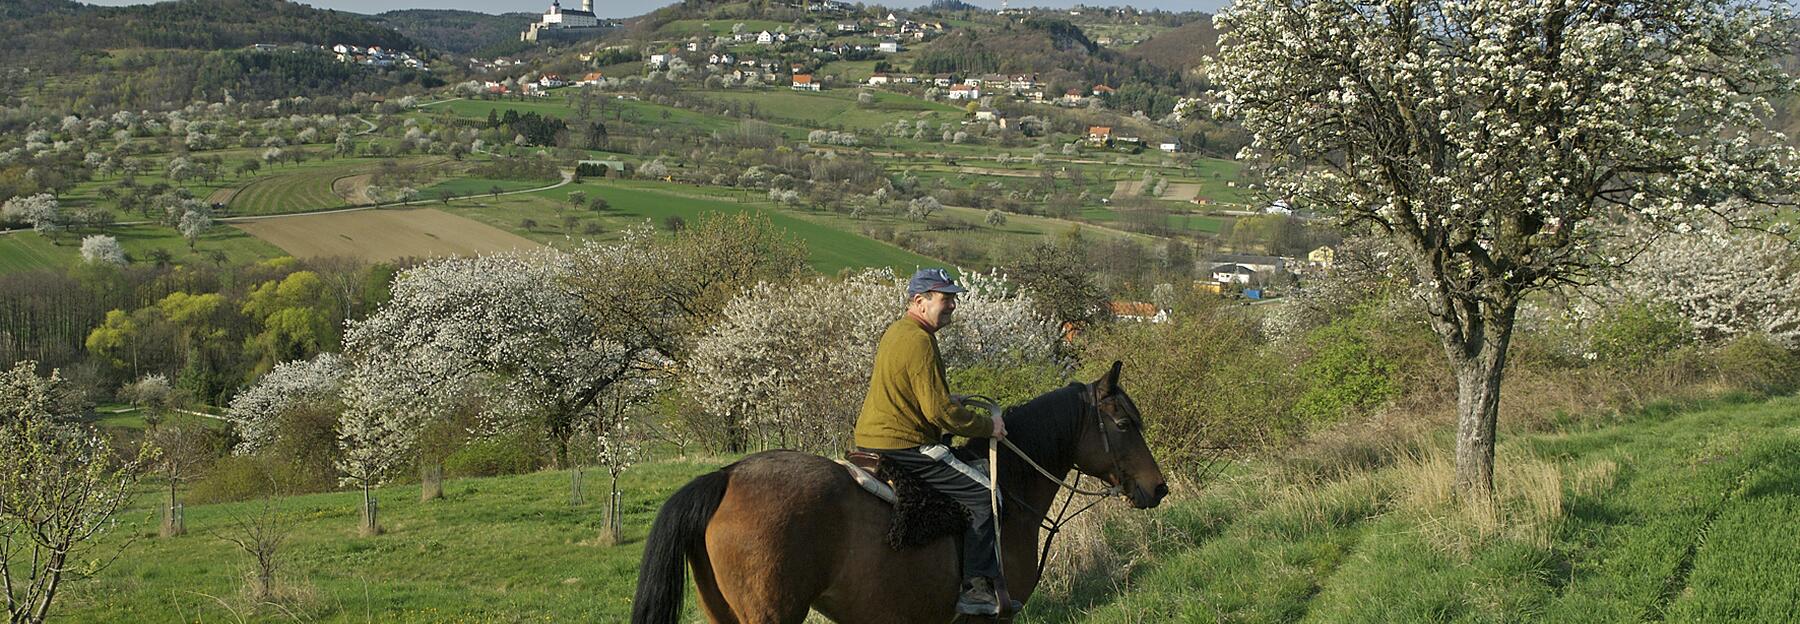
522, 0, 611, 42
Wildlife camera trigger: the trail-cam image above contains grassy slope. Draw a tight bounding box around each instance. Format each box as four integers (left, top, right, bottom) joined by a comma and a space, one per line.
48, 395, 1800, 622
0, 225, 284, 273
53, 459, 725, 623
1031, 395, 1800, 622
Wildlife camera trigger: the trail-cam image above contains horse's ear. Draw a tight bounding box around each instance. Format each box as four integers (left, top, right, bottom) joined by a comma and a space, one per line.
1097, 360, 1122, 395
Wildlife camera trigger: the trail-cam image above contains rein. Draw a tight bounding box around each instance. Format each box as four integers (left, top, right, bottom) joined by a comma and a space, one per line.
964, 385, 1127, 581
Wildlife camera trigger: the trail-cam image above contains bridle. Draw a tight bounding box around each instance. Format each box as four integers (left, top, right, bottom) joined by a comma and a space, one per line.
964, 382, 1143, 581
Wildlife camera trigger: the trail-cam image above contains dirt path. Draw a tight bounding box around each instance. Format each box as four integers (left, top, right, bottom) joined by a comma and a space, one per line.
206, 186, 240, 206
333, 174, 376, 204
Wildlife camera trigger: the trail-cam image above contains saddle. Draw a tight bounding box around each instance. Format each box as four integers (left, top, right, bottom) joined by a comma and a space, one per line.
839, 451, 973, 550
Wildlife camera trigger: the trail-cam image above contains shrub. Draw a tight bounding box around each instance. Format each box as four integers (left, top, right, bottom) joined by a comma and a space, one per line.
1292, 311, 1399, 425
1710, 333, 1800, 396
1081, 301, 1302, 476
445, 433, 545, 477
1589, 301, 1691, 371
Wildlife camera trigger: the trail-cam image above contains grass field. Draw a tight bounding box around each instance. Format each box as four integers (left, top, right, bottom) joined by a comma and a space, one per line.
445, 179, 942, 275
232, 208, 542, 262
695, 88, 963, 133
418, 177, 548, 199
429, 96, 765, 139
44, 391, 1800, 621
229, 158, 449, 215
0, 225, 285, 274
1026, 395, 1800, 622
51, 458, 726, 623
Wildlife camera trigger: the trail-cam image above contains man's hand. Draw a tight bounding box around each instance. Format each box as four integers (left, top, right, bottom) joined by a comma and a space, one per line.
991, 413, 1007, 440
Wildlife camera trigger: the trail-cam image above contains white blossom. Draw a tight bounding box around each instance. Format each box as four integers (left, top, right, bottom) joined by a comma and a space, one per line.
79, 235, 125, 266
2, 193, 61, 234
226, 353, 344, 455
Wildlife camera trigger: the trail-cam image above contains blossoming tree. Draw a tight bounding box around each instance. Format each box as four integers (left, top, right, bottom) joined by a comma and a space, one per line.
686, 269, 1066, 451
342, 252, 635, 470
227, 353, 345, 456
1211, 0, 1799, 497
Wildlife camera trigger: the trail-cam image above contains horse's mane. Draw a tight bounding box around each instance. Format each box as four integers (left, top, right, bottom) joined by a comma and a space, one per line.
961, 382, 1085, 478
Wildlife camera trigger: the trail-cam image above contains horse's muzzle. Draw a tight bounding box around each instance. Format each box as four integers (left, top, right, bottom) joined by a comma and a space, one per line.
1130, 482, 1169, 508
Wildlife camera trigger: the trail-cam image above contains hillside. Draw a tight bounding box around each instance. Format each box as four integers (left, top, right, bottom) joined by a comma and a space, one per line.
1124, 18, 1220, 78
1, 0, 418, 70
43, 395, 1800, 621
0, 0, 436, 110
370, 9, 539, 56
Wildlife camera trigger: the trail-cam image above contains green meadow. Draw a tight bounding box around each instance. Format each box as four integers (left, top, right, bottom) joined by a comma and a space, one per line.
0, 224, 284, 273
443, 179, 941, 275
46, 390, 1800, 622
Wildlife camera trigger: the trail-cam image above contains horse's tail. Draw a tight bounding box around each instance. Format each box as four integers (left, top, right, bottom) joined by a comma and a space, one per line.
631, 468, 732, 624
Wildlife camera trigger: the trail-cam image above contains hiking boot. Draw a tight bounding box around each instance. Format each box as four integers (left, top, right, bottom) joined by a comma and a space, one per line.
957, 577, 1001, 616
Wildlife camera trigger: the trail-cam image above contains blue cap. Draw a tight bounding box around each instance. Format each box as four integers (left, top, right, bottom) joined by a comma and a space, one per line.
907, 268, 967, 296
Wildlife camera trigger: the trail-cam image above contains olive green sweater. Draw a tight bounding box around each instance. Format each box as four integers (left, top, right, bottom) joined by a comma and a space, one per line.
853, 316, 994, 449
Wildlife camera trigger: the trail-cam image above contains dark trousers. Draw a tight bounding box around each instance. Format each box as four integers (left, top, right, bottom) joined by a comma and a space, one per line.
866, 446, 1000, 581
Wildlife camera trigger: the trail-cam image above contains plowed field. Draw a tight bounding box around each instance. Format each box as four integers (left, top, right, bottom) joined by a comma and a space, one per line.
233, 208, 540, 262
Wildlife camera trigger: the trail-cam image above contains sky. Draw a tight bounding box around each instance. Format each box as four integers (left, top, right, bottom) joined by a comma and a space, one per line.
78, 0, 1234, 19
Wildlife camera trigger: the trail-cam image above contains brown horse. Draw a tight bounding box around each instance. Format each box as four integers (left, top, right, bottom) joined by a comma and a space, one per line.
632, 361, 1169, 623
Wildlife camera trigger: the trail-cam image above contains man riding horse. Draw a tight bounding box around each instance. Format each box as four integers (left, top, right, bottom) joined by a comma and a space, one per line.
631, 268, 1170, 624
853, 268, 1009, 617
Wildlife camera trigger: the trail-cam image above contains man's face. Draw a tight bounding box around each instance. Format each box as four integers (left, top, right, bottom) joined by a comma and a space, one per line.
911, 291, 958, 329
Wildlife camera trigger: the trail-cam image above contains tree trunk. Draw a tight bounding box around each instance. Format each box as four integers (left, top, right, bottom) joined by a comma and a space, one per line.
600, 471, 622, 546
359, 486, 380, 537
27, 550, 64, 624
419, 463, 442, 502
570, 467, 584, 506
161, 482, 184, 537
1440, 305, 1518, 502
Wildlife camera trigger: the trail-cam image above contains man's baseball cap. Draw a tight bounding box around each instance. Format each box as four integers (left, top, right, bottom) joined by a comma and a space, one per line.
906, 268, 967, 296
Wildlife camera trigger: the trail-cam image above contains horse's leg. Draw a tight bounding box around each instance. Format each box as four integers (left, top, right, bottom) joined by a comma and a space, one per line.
690, 549, 739, 624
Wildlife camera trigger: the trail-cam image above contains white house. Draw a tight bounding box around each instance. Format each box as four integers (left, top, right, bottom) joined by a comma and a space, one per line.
757, 30, 775, 44
879, 40, 900, 53
1211, 264, 1258, 285
947, 84, 980, 100
974, 109, 997, 121
648, 53, 669, 66
867, 74, 891, 85
539, 74, 566, 88
792, 74, 820, 91
1158, 141, 1181, 152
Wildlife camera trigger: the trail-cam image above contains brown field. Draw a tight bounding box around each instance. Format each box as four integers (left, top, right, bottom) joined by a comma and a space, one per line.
332, 173, 375, 204
232, 208, 541, 262
1112, 180, 1206, 201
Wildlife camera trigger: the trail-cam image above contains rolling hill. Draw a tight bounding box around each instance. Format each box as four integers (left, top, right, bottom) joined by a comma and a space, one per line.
369, 9, 540, 56
0, 0, 435, 110
1124, 18, 1220, 78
